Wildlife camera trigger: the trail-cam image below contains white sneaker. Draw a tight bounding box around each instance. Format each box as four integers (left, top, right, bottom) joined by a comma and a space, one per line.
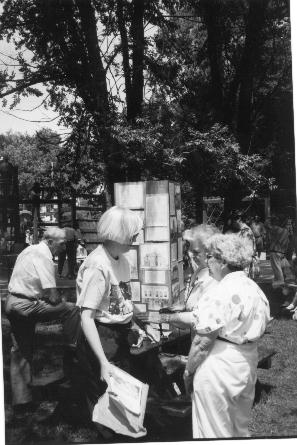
286, 304, 295, 311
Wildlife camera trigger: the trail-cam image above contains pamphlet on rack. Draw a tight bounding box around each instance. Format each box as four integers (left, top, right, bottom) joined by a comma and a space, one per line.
114, 182, 145, 209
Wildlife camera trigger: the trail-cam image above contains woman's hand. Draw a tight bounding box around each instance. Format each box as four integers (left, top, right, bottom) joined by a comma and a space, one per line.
183, 369, 194, 395
100, 360, 112, 386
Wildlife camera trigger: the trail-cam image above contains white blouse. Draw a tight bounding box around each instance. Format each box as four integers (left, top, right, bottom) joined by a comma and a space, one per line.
185, 267, 217, 311
192, 271, 271, 344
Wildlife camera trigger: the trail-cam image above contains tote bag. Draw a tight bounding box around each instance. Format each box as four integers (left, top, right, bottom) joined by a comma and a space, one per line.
92, 364, 149, 438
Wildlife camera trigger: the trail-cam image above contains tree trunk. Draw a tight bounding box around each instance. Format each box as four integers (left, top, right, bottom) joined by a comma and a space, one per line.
193, 184, 204, 224
117, 0, 133, 117
76, 0, 110, 118
130, 0, 145, 120
116, 0, 145, 122
236, 0, 269, 153
223, 179, 244, 223
199, 0, 224, 119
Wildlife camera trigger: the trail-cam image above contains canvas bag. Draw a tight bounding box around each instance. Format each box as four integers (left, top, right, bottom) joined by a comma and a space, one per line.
92, 364, 149, 438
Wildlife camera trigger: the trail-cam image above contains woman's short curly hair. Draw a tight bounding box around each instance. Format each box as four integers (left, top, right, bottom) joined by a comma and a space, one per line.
206, 233, 253, 269
183, 224, 220, 250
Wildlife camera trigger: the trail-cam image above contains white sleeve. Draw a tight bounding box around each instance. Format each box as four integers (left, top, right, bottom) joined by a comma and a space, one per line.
78, 267, 107, 310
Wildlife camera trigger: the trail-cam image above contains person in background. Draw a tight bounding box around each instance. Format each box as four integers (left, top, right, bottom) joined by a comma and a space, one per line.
5, 227, 79, 412
183, 234, 271, 438
281, 258, 297, 315
76, 233, 88, 269
58, 223, 79, 279
285, 216, 295, 262
10, 233, 27, 255
233, 211, 256, 249
0, 229, 8, 254
251, 215, 266, 258
25, 229, 33, 246
230, 211, 257, 277
265, 215, 295, 288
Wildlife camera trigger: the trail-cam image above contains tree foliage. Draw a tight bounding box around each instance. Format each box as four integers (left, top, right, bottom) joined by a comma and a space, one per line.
0, 0, 294, 220
0, 128, 60, 198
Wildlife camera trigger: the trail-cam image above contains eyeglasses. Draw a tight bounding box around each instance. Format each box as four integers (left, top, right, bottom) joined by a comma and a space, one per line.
206, 254, 221, 262
190, 249, 202, 257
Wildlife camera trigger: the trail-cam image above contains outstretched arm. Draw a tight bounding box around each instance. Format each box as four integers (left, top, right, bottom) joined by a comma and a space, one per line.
136, 310, 194, 330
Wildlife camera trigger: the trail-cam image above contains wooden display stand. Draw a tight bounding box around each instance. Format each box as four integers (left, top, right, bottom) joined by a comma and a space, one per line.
114, 181, 185, 327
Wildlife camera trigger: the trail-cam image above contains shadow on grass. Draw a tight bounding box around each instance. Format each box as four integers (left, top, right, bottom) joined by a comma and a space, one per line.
254, 380, 274, 405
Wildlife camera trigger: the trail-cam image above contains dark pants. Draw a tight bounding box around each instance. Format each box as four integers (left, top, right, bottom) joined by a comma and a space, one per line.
58, 240, 77, 277
5, 294, 80, 405
74, 322, 132, 408
74, 321, 177, 419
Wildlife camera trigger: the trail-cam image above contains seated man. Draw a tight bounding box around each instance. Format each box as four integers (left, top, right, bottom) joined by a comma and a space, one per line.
5, 227, 79, 410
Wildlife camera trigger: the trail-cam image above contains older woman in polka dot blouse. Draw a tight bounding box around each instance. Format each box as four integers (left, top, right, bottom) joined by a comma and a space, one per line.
183, 233, 271, 439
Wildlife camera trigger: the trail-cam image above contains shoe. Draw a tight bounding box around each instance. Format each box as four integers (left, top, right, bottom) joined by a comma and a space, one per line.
285, 304, 295, 311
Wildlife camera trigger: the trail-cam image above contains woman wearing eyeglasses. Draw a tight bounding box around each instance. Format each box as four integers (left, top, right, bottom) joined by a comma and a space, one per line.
137, 224, 220, 330
183, 233, 271, 438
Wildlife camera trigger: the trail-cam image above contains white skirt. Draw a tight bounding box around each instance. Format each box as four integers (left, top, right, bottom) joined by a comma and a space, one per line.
192, 339, 258, 439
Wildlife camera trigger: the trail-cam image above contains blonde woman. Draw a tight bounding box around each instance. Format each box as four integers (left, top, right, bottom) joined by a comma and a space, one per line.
183, 234, 271, 438
75, 206, 143, 413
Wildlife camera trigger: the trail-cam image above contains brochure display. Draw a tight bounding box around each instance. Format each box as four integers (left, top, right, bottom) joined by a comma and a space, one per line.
115, 181, 185, 316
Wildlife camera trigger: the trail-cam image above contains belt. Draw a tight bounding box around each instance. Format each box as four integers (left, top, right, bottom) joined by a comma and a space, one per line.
217, 336, 253, 345
9, 292, 39, 302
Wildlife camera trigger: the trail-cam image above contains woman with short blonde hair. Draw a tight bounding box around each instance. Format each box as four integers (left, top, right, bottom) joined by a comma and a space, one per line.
97, 206, 143, 245
75, 206, 143, 424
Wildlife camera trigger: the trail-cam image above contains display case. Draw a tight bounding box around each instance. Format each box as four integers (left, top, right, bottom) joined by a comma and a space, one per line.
114, 180, 185, 318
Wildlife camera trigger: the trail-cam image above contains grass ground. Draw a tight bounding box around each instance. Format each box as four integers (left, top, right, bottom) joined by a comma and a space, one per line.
2, 281, 297, 443
250, 310, 297, 437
